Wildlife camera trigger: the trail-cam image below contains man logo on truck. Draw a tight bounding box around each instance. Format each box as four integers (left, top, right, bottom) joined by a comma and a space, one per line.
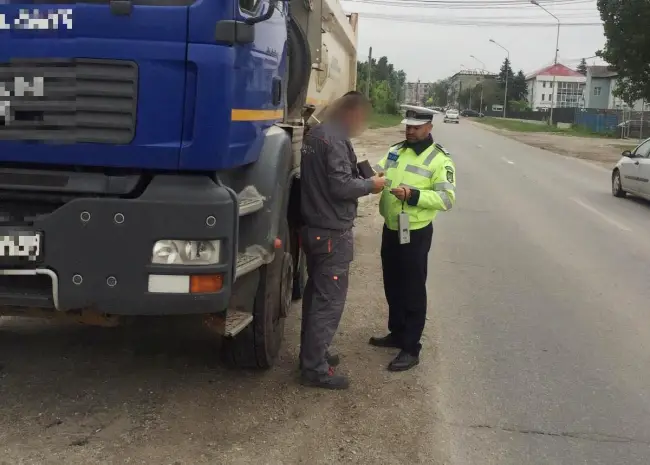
1, 76, 45, 124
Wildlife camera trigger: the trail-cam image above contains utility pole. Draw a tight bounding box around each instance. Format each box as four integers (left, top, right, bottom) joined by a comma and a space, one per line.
470, 54, 486, 113
490, 39, 510, 118
640, 100, 646, 142
365, 47, 372, 98
531, 0, 561, 126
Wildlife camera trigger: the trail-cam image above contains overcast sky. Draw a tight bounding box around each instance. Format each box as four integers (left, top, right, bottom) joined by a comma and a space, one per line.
342, 0, 607, 82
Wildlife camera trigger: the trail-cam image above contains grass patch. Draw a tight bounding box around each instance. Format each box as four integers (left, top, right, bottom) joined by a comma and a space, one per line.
476, 117, 566, 133
612, 143, 639, 152
368, 113, 402, 129
475, 117, 616, 138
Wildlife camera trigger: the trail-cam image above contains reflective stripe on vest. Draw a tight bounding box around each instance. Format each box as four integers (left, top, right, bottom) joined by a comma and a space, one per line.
379, 144, 444, 230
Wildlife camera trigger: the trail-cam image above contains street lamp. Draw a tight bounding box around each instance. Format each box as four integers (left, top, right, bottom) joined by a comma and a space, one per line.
489, 39, 510, 118
470, 55, 486, 71
531, 0, 561, 125
470, 55, 486, 113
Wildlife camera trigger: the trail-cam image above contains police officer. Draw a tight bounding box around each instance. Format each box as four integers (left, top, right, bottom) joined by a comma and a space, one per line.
370, 105, 456, 371
299, 92, 386, 389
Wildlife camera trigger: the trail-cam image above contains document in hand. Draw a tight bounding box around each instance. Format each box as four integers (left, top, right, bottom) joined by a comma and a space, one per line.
357, 160, 375, 179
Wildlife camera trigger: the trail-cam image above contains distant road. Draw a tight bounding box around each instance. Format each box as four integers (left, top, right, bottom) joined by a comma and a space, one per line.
427, 119, 650, 464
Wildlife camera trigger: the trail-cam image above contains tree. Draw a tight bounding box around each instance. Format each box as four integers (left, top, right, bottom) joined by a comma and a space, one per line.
497, 58, 515, 106
426, 79, 451, 106
576, 58, 588, 75
458, 87, 473, 109
478, 79, 501, 111
356, 56, 407, 114
510, 100, 531, 112
511, 70, 528, 102
597, 0, 650, 103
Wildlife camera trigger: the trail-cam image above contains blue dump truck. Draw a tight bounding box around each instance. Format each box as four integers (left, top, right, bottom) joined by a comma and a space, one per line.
0, 0, 359, 368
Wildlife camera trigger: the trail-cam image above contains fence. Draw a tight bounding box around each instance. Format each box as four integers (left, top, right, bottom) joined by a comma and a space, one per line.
574, 108, 650, 138
481, 106, 650, 139
482, 108, 575, 124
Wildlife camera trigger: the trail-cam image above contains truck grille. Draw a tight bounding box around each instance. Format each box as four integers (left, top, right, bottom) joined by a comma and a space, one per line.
0, 59, 138, 144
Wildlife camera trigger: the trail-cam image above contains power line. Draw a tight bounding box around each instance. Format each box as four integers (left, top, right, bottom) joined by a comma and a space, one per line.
346, 0, 597, 8
354, 12, 602, 27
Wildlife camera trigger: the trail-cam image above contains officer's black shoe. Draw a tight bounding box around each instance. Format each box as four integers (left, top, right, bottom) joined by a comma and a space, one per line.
298, 351, 340, 370
388, 351, 420, 372
300, 367, 350, 390
369, 334, 401, 349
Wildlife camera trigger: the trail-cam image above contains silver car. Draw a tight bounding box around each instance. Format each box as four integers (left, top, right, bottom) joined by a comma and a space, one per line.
612, 137, 650, 199
443, 109, 459, 124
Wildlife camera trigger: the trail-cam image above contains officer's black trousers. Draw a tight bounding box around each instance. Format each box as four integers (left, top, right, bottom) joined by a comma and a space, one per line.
381, 222, 433, 356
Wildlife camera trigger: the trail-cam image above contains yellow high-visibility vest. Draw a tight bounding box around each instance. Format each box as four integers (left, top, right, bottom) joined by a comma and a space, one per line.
374, 141, 456, 231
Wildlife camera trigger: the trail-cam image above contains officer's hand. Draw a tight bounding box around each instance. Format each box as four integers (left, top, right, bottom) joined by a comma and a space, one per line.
390, 187, 411, 201
370, 174, 386, 194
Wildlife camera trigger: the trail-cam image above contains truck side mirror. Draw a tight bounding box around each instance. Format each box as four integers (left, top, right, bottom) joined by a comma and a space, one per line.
245, 0, 280, 25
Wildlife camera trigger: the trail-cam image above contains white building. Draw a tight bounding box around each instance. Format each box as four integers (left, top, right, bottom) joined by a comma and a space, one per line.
584, 65, 646, 111
525, 63, 586, 110
404, 81, 432, 105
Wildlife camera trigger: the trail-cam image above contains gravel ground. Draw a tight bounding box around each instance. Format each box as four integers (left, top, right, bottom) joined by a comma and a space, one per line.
0, 126, 444, 465
470, 120, 639, 169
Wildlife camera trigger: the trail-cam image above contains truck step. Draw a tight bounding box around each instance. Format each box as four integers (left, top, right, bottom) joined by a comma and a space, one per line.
237, 186, 265, 216
236, 250, 266, 279
224, 309, 254, 337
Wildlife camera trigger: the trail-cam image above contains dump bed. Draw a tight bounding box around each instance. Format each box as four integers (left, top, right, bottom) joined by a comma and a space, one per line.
292, 0, 358, 119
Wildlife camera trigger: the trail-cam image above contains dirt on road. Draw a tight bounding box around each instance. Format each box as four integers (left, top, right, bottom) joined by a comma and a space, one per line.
471, 120, 638, 169
0, 126, 444, 465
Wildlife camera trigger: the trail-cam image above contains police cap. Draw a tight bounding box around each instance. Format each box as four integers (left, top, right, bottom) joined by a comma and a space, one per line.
400, 104, 439, 126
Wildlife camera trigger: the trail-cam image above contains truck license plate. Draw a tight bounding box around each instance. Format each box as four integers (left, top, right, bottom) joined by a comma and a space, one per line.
0, 230, 42, 263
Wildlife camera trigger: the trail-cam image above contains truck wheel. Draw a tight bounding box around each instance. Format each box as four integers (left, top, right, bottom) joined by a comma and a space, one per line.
222, 220, 293, 369
292, 248, 307, 300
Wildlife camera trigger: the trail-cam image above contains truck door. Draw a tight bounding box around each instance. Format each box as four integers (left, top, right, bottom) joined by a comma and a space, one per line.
0, 1, 194, 170
229, 0, 287, 165
179, 0, 287, 170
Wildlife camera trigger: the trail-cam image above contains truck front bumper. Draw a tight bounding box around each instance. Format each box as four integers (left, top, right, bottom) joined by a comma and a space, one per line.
0, 175, 238, 316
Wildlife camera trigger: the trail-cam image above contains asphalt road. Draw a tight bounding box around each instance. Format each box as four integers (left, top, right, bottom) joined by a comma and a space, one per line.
2, 121, 650, 465
428, 119, 650, 464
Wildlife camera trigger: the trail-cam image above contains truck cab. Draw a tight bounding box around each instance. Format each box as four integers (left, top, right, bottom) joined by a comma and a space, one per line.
0, 0, 357, 369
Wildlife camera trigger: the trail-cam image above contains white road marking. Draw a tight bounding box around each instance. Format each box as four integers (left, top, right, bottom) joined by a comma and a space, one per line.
501, 156, 514, 164
570, 197, 632, 232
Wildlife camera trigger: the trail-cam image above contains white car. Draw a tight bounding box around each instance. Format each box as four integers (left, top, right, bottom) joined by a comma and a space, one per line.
612, 137, 650, 199
444, 109, 459, 124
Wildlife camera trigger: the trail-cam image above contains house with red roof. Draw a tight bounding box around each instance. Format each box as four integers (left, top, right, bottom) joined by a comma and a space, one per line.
525, 63, 586, 111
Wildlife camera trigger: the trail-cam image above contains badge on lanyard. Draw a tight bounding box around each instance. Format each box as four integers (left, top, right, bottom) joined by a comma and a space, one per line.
398, 200, 410, 245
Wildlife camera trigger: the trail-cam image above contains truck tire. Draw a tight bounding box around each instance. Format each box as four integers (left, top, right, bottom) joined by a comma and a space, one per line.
222, 219, 293, 369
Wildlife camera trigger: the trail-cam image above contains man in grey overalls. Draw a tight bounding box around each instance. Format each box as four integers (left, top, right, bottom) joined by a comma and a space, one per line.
299, 92, 385, 389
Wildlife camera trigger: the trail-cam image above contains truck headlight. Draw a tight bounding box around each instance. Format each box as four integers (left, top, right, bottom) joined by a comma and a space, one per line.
152, 240, 221, 265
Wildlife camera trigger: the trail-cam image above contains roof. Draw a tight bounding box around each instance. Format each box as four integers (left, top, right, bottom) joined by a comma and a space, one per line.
449, 70, 497, 80
587, 65, 618, 78
525, 63, 584, 80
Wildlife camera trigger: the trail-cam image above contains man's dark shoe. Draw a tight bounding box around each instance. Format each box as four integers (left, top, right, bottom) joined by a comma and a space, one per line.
387, 351, 419, 372
298, 351, 340, 371
300, 367, 350, 390
369, 334, 401, 349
